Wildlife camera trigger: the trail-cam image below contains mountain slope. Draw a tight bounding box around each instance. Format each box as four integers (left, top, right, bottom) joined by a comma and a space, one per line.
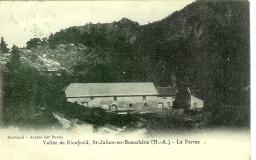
135, 0, 249, 107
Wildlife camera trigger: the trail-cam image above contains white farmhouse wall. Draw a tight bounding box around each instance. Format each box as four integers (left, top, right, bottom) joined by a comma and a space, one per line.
67, 96, 159, 111
67, 95, 204, 112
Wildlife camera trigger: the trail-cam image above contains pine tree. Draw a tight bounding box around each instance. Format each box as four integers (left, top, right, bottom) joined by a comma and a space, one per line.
0, 37, 9, 53
10, 45, 20, 68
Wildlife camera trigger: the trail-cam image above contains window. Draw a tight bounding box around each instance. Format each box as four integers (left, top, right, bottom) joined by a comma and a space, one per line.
167, 102, 171, 108
90, 97, 94, 100
143, 96, 146, 100
129, 104, 133, 108
194, 102, 197, 107
114, 96, 117, 101
144, 103, 148, 107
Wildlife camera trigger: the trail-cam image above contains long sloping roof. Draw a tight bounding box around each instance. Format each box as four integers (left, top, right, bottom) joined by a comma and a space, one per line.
65, 83, 158, 97
157, 87, 177, 96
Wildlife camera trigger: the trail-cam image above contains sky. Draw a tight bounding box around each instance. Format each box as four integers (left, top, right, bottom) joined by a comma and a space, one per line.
0, 1, 194, 47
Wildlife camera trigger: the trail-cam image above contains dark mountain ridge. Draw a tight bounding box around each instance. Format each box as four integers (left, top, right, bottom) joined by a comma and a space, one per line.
136, 0, 249, 106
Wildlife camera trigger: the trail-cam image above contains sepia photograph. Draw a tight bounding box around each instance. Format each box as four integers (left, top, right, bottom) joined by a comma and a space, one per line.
0, 0, 252, 159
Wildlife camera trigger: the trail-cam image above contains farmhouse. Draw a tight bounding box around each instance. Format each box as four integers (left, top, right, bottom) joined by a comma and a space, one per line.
65, 82, 204, 113
65, 83, 160, 113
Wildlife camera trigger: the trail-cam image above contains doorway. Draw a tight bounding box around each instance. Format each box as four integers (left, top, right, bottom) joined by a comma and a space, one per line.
109, 104, 117, 112
158, 102, 163, 109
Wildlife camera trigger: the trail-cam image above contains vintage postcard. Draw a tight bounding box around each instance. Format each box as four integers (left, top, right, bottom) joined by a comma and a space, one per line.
0, 0, 251, 160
